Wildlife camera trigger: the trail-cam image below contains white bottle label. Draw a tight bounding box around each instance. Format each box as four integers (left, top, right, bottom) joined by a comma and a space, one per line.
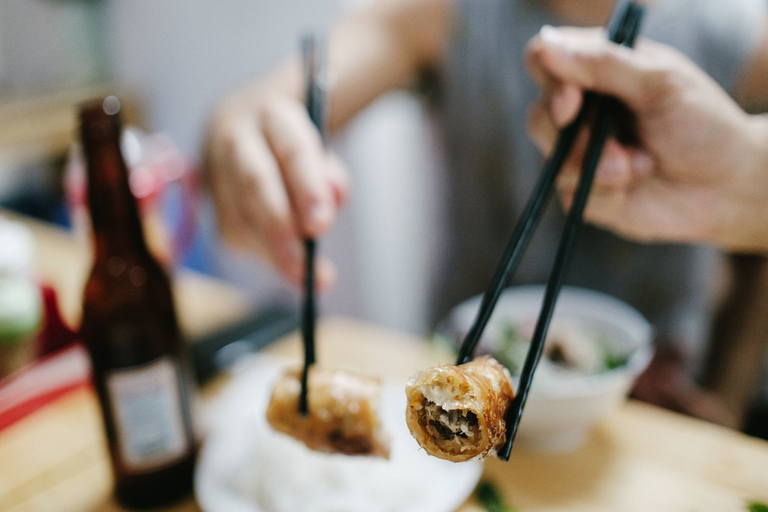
106, 357, 189, 472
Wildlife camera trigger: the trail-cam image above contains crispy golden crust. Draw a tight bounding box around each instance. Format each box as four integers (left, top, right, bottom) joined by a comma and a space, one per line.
266, 366, 390, 458
405, 356, 514, 462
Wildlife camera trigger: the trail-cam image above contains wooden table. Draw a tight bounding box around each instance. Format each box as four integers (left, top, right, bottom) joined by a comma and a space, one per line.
2, 318, 768, 512
3, 213, 768, 511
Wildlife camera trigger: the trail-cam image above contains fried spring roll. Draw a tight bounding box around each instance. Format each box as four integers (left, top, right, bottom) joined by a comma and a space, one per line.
405, 356, 515, 462
266, 366, 390, 458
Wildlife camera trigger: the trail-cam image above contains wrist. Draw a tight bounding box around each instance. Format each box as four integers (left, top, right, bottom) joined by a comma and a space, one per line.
717, 114, 768, 252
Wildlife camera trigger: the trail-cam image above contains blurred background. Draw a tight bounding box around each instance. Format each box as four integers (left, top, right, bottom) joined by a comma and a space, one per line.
0, 0, 441, 336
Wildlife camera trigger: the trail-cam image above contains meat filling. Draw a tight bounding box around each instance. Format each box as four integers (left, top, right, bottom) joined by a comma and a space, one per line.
419, 398, 479, 451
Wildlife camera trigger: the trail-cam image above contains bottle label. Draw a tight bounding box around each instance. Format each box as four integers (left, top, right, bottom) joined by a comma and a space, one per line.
106, 357, 189, 472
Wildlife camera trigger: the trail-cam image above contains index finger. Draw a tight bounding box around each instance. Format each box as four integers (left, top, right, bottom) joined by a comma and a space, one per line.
262, 97, 336, 238
528, 25, 666, 114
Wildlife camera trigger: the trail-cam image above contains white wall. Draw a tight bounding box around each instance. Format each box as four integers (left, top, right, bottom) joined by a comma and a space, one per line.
0, 0, 101, 90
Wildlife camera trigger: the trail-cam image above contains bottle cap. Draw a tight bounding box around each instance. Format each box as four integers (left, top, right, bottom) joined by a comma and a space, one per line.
80, 96, 122, 140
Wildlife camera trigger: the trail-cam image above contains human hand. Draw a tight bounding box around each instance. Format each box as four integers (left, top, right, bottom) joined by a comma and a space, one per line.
205, 85, 349, 290
525, 26, 768, 251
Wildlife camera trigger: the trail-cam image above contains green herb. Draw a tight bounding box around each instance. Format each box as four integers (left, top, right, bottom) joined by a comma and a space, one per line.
474, 480, 518, 512
748, 501, 768, 512
598, 335, 628, 371
500, 322, 522, 346
603, 351, 628, 370
494, 322, 528, 375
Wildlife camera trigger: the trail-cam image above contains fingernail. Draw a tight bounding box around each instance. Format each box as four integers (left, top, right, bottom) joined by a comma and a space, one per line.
540, 25, 583, 56
633, 152, 653, 177
540, 25, 561, 43
540, 25, 569, 52
307, 202, 331, 230
598, 158, 623, 181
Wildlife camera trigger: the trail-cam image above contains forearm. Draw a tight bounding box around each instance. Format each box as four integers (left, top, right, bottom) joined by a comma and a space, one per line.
232, 0, 452, 133
710, 114, 768, 252
328, 0, 451, 129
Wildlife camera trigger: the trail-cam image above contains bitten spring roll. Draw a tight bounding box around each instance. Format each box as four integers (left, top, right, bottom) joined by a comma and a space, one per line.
266, 366, 390, 458
405, 356, 515, 462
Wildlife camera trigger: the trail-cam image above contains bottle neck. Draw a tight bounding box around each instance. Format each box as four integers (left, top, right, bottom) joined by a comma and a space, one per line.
82, 126, 150, 261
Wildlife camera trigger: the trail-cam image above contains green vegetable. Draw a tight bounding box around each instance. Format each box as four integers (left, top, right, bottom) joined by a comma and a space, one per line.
494, 322, 529, 376
474, 480, 518, 512
748, 501, 768, 512
598, 335, 628, 371
603, 351, 629, 371
500, 323, 522, 346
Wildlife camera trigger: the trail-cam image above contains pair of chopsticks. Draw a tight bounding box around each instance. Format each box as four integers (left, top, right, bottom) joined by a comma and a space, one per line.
299, 34, 326, 415
454, 0, 645, 460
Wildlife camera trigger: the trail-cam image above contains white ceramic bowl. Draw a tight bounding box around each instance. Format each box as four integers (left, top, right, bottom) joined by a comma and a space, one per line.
438, 285, 654, 454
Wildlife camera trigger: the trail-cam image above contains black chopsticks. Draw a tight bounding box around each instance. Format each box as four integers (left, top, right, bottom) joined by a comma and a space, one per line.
453, 0, 645, 460
498, 1, 644, 461
298, 34, 326, 415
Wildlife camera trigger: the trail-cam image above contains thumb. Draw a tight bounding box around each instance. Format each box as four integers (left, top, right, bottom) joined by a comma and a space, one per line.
534, 25, 653, 112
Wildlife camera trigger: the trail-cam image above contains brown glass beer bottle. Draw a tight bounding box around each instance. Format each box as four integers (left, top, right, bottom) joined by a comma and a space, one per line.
79, 97, 197, 508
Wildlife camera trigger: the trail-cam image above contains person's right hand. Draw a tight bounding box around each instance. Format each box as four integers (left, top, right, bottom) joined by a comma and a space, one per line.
525, 26, 768, 251
205, 86, 349, 290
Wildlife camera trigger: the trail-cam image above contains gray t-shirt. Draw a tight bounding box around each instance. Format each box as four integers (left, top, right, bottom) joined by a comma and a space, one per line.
431, 0, 766, 352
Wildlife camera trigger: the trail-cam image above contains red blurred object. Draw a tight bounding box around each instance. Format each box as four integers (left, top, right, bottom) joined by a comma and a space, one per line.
0, 344, 91, 431
35, 286, 79, 358
0, 285, 84, 431
65, 126, 200, 266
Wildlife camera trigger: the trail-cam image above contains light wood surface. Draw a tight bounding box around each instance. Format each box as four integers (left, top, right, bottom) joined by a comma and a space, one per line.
1, 318, 767, 512
2, 209, 253, 340
0, 86, 138, 171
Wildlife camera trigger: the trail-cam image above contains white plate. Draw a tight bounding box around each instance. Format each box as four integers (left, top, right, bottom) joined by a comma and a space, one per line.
195, 355, 483, 512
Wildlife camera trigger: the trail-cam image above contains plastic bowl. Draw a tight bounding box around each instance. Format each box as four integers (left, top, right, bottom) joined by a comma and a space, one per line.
436, 285, 654, 453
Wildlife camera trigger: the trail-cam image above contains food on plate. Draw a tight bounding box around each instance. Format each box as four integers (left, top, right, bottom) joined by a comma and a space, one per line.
266, 366, 390, 458
405, 356, 515, 462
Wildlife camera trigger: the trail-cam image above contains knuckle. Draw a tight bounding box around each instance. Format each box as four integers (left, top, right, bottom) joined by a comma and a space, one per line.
219, 222, 244, 249
637, 61, 683, 113
299, 190, 323, 210
266, 230, 298, 265
589, 47, 622, 89
239, 169, 263, 197
279, 141, 308, 171
590, 47, 613, 75
218, 130, 239, 156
